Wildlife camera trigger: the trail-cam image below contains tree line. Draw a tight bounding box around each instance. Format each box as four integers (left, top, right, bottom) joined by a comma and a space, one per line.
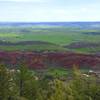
0, 63, 100, 100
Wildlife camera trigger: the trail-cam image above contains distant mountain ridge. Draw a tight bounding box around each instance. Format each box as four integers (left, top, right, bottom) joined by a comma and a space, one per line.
0, 22, 100, 29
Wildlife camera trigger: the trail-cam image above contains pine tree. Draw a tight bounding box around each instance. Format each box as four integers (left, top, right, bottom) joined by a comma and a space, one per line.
47, 79, 67, 100
14, 61, 39, 100
0, 64, 11, 100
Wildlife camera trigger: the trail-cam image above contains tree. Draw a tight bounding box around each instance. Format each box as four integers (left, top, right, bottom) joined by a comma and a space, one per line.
47, 79, 67, 100
66, 66, 100, 100
0, 64, 11, 100
14, 61, 39, 100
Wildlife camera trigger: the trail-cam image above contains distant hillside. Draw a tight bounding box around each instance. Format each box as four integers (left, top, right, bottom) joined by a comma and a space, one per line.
0, 40, 58, 46
0, 41, 66, 52
0, 51, 100, 70
65, 42, 100, 48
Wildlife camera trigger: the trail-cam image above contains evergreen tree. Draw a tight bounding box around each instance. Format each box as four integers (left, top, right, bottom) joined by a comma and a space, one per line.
14, 61, 39, 100
0, 64, 11, 100
47, 79, 67, 100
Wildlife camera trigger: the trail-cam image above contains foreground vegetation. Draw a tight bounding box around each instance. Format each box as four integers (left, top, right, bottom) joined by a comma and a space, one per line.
0, 63, 100, 100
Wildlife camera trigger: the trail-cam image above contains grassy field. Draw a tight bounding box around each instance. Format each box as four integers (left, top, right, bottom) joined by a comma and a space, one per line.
0, 25, 100, 53
1, 27, 100, 44
33, 67, 90, 78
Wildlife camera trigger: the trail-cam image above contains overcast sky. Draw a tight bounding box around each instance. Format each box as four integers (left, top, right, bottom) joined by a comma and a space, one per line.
0, 0, 100, 22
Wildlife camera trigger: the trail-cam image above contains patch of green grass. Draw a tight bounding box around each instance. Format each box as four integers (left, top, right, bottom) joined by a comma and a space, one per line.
0, 44, 67, 51
46, 68, 71, 77
0, 33, 19, 37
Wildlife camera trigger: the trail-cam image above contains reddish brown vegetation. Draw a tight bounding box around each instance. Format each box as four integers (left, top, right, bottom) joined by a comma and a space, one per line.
0, 51, 100, 70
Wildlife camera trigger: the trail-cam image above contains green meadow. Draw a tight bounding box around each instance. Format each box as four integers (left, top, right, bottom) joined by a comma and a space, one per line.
0, 26, 100, 53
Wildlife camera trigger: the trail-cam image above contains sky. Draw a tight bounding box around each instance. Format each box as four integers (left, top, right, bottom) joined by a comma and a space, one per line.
0, 0, 100, 22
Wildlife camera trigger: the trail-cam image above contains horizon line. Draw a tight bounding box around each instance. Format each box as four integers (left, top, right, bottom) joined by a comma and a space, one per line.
0, 21, 100, 23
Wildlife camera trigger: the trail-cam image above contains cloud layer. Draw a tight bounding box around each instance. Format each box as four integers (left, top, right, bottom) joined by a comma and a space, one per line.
0, 0, 100, 22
